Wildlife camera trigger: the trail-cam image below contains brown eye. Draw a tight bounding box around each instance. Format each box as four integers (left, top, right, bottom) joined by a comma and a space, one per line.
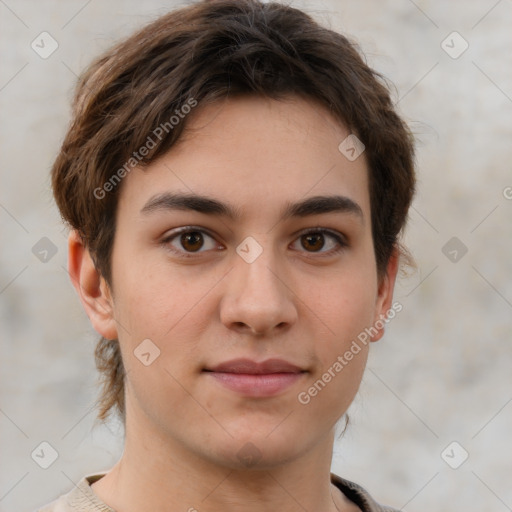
291, 229, 347, 255
180, 231, 204, 252
301, 232, 325, 252
162, 227, 219, 257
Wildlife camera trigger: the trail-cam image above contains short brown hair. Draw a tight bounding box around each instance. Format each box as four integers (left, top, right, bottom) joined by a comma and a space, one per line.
52, 0, 416, 422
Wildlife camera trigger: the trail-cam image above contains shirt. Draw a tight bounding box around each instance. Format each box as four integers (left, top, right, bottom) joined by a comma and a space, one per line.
36, 472, 400, 512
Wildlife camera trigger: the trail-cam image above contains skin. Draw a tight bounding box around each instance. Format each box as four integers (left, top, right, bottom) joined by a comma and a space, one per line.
69, 95, 399, 512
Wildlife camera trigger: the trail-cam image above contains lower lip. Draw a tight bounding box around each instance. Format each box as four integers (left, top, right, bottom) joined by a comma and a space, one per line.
205, 372, 305, 397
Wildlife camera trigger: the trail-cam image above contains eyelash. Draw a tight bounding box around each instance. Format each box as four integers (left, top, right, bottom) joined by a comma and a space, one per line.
160, 226, 348, 259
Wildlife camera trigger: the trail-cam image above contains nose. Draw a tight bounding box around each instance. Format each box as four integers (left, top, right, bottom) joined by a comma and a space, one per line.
219, 239, 298, 336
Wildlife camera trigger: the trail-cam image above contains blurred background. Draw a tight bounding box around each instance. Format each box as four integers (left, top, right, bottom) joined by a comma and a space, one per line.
1, 1, 511, 511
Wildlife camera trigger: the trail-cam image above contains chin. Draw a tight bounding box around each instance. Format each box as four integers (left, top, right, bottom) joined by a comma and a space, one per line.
208, 428, 308, 471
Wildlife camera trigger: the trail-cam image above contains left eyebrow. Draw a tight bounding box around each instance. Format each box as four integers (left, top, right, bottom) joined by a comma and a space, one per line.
140, 192, 364, 223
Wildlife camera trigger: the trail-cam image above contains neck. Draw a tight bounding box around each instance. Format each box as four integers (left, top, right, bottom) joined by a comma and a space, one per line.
91, 407, 353, 512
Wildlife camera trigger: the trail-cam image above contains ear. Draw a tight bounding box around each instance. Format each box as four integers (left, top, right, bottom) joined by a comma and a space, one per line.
370, 246, 400, 342
67, 230, 118, 340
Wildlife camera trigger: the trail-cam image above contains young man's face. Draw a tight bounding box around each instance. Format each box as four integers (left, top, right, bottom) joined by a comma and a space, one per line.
84, 95, 397, 469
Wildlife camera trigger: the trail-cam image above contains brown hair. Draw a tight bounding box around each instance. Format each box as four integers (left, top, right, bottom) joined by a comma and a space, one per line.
52, 0, 416, 422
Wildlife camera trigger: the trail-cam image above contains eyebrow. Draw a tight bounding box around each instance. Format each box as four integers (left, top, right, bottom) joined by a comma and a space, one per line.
140, 192, 364, 223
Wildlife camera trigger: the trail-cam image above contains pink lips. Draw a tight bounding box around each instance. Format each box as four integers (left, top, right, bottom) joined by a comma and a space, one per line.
204, 358, 306, 397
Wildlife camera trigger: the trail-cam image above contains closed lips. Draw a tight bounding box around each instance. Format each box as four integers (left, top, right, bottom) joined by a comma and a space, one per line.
204, 358, 306, 374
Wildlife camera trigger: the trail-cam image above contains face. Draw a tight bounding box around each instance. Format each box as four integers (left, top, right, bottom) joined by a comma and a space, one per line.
101, 95, 396, 469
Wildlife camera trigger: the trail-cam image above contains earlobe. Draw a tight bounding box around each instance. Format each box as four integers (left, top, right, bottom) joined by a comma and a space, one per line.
370, 246, 400, 342
68, 230, 118, 340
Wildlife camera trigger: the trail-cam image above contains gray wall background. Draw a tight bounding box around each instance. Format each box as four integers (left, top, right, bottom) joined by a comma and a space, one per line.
1, 1, 511, 511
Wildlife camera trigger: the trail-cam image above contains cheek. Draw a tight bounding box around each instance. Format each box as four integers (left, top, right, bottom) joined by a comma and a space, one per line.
111, 255, 206, 337
304, 267, 378, 340
291, 271, 376, 416
295, 341, 369, 428
110, 257, 220, 396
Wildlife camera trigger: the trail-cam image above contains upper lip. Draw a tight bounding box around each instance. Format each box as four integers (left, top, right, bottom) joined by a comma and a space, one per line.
205, 358, 305, 374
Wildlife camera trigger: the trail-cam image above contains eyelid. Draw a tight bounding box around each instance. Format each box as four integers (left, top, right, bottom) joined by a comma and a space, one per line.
296, 226, 347, 243
160, 225, 221, 257
293, 227, 348, 255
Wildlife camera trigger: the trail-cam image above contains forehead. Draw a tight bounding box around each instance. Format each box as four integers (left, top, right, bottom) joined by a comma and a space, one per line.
118, 95, 370, 224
